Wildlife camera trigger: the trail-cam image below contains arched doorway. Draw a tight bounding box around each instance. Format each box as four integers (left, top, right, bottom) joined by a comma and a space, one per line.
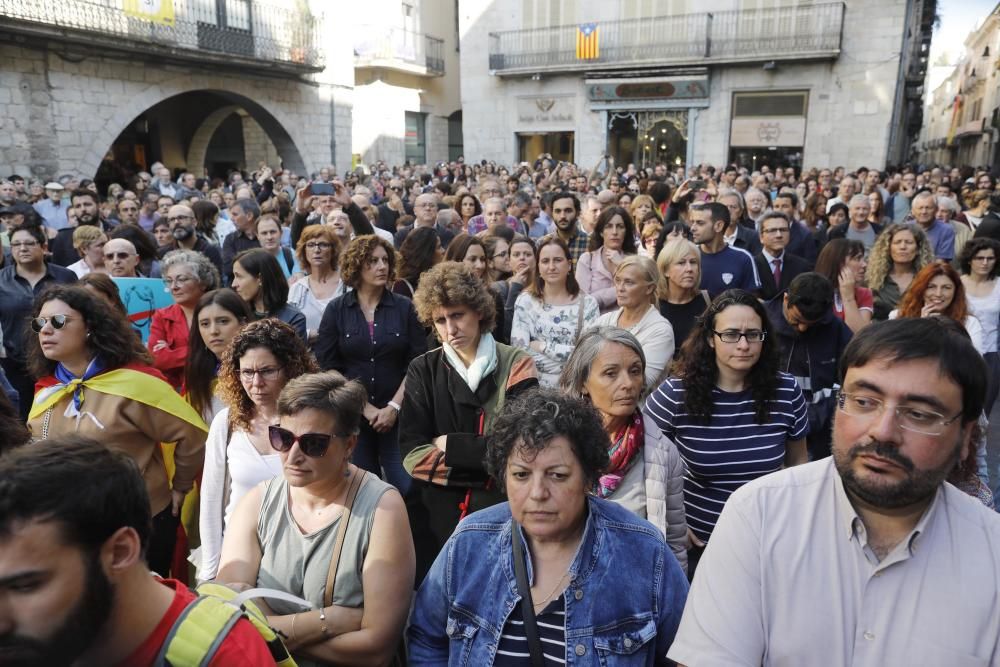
94, 89, 308, 192
608, 110, 689, 170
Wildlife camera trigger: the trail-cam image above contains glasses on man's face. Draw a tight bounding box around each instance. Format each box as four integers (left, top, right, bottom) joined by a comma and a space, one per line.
105, 252, 134, 261
836, 391, 962, 436
306, 241, 333, 250
389, 186, 403, 193
164, 275, 195, 288
10, 241, 39, 249
268, 425, 338, 457
31, 314, 74, 332
712, 329, 766, 344
239, 366, 282, 383
762, 227, 790, 235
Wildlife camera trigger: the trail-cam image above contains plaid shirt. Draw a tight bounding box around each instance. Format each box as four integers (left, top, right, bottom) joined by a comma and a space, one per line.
562, 226, 590, 267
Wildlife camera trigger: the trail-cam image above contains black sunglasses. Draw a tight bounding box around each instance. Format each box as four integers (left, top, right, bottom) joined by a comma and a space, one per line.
31, 314, 74, 332
268, 425, 340, 457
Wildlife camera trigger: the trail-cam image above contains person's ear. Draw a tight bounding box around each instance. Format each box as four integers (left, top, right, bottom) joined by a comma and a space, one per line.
102, 525, 143, 576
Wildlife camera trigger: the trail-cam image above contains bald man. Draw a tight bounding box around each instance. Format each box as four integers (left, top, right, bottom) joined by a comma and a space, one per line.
103, 238, 140, 277
163, 204, 223, 274
394, 193, 454, 248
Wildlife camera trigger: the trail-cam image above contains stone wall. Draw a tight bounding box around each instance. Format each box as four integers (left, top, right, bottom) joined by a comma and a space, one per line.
0, 42, 349, 180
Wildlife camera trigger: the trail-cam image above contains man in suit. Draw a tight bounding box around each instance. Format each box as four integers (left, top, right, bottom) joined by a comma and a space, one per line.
754, 211, 810, 300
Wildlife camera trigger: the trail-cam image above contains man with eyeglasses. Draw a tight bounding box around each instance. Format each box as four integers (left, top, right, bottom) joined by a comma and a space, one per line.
394, 193, 454, 249
753, 211, 811, 301
0, 223, 76, 419
162, 204, 222, 275
376, 178, 410, 234
669, 317, 1000, 666
764, 272, 852, 460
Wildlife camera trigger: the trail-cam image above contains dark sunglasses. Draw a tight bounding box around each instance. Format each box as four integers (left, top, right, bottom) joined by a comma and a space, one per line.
268, 425, 340, 457
31, 314, 74, 332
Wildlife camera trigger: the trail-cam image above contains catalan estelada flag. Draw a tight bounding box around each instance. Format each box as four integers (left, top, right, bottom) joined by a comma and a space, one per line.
577, 23, 599, 60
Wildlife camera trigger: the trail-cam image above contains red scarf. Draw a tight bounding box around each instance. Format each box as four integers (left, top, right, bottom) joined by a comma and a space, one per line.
597, 411, 644, 498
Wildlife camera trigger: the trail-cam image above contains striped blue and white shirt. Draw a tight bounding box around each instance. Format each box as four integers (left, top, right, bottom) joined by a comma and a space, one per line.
644, 373, 808, 543
494, 597, 566, 665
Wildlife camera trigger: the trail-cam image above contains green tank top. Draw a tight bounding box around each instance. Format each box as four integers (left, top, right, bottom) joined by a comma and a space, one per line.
255, 470, 390, 617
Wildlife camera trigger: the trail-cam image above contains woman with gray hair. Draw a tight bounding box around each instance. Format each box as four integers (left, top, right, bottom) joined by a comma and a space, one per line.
149, 248, 221, 388
560, 326, 688, 569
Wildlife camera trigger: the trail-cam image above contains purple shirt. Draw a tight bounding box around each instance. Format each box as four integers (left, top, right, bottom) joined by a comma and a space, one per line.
467, 214, 525, 236
908, 218, 955, 261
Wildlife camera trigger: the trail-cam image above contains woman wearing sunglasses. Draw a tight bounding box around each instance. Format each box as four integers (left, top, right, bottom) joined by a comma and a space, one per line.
644, 289, 808, 577
217, 370, 414, 667
197, 317, 317, 582
26, 285, 207, 578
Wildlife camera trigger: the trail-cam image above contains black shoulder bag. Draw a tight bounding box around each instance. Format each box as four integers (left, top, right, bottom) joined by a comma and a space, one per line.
511, 521, 546, 667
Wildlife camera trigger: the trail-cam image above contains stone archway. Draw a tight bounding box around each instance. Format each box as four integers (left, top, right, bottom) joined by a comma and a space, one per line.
79, 73, 316, 179
185, 104, 240, 173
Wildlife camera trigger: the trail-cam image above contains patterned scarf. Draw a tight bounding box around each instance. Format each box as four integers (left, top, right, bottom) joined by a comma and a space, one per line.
596, 410, 644, 498
53, 357, 106, 411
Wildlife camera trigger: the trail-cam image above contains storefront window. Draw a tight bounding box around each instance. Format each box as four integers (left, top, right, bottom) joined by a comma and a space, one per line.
518, 132, 574, 162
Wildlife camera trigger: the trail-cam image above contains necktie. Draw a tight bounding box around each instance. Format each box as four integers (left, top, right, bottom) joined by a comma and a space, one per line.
772, 257, 782, 287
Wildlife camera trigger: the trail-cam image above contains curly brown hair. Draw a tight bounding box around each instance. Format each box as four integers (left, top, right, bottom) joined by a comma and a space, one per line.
27, 285, 152, 379
217, 318, 319, 433
413, 261, 497, 336
339, 235, 397, 289
294, 225, 341, 275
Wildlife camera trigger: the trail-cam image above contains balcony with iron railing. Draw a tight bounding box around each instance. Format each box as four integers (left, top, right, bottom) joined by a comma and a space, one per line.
489, 2, 845, 76
0, 0, 324, 73
354, 27, 445, 77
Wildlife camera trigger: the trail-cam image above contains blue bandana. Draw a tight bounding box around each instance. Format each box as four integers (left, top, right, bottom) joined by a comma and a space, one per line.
53, 357, 106, 411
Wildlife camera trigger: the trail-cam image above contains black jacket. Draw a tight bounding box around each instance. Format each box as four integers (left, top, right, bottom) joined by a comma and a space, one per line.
754, 251, 811, 300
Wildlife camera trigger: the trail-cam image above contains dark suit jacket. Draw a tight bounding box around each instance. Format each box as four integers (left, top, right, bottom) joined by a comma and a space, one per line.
754, 251, 811, 301
731, 224, 763, 256
393, 223, 455, 250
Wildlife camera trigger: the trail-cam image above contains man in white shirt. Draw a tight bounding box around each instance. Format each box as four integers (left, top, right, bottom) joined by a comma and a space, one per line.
669, 317, 1000, 666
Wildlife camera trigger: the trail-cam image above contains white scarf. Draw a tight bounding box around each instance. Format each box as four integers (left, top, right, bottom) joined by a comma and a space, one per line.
443, 333, 498, 392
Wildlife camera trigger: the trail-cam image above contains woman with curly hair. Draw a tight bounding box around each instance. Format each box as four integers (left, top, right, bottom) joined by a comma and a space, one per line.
644, 289, 808, 575
315, 234, 427, 493
454, 192, 482, 229
867, 222, 935, 320
393, 226, 444, 300
401, 261, 538, 582
287, 225, 344, 343
26, 285, 207, 577
196, 317, 317, 581
890, 261, 984, 353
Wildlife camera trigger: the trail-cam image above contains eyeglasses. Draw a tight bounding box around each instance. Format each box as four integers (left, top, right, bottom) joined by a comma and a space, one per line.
104, 252, 135, 260
492, 250, 509, 259
762, 227, 790, 235
837, 391, 962, 436
268, 425, 338, 457
31, 314, 75, 332
10, 241, 39, 249
167, 215, 193, 223
239, 366, 282, 383
389, 186, 404, 193
164, 275, 196, 288
306, 241, 333, 250
712, 329, 766, 344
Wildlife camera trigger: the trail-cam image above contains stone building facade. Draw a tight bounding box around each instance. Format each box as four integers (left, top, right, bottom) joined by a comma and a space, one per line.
0, 0, 354, 183
459, 0, 935, 171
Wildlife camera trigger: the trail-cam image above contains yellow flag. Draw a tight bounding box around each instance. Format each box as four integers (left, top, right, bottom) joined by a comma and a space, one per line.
124, 0, 175, 26
576, 23, 599, 60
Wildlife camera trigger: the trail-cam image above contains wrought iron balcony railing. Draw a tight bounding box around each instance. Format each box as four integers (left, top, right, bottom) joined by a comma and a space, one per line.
489, 2, 845, 75
0, 0, 323, 72
354, 27, 445, 76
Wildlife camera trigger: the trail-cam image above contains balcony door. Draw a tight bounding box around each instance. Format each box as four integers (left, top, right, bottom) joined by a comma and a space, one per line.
197, 0, 253, 57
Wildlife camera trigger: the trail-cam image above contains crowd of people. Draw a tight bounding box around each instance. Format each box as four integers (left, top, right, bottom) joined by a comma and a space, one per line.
1, 156, 999, 665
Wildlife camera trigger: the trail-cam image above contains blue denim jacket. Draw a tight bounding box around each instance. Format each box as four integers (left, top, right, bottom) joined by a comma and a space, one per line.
408, 496, 689, 666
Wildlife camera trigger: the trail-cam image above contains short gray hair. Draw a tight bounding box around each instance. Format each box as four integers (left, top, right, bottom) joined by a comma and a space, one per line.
232, 198, 260, 220
277, 370, 367, 437
559, 326, 647, 396
849, 194, 870, 207
936, 195, 960, 213
161, 249, 220, 291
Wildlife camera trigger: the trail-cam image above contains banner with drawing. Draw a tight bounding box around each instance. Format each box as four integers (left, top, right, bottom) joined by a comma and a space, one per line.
112, 277, 173, 344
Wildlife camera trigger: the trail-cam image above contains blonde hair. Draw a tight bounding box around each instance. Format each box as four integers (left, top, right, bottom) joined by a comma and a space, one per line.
615, 254, 659, 305
656, 238, 701, 300
72, 226, 105, 252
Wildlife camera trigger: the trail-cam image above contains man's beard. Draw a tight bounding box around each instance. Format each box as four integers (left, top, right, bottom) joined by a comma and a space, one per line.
833, 438, 962, 509
77, 213, 99, 227
0, 553, 115, 667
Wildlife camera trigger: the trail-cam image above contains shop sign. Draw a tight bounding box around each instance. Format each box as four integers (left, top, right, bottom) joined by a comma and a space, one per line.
517, 97, 575, 125
587, 78, 708, 101
730, 117, 806, 147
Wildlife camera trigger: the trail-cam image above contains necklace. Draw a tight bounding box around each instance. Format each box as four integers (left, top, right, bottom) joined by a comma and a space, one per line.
532, 570, 569, 610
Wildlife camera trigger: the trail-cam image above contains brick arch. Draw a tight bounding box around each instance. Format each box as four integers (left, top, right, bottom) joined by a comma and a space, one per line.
79, 75, 313, 178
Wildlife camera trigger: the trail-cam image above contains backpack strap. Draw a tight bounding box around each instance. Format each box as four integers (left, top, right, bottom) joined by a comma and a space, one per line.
154, 594, 243, 667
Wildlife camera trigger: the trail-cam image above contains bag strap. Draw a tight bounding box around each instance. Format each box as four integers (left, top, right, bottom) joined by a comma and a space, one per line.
221, 419, 233, 531
323, 468, 365, 607
574, 296, 586, 343
511, 521, 546, 667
